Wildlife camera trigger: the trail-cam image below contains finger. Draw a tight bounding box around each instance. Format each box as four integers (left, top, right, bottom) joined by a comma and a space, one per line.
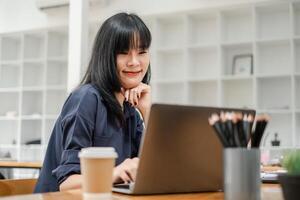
124, 90, 129, 101
119, 171, 131, 184
124, 169, 135, 182
137, 84, 151, 98
129, 89, 136, 106
127, 160, 139, 181
133, 90, 139, 106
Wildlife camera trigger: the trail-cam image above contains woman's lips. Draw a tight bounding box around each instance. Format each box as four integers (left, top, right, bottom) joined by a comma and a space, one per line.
123, 70, 142, 77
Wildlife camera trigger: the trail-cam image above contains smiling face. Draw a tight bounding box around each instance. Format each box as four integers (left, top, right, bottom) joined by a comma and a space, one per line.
116, 48, 150, 89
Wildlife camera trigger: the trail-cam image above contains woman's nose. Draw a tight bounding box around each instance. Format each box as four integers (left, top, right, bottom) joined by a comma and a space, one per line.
128, 54, 140, 66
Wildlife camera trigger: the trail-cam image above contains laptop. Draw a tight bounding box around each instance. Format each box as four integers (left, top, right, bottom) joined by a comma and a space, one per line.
113, 104, 255, 195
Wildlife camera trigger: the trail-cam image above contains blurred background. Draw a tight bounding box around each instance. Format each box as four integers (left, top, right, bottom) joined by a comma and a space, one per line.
0, 0, 299, 178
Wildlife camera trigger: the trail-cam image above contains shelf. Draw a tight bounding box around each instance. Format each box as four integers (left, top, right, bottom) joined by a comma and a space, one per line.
260, 113, 293, 147
0, 63, 21, 88
255, 3, 290, 40
293, 2, 300, 36
23, 62, 44, 87
295, 39, 300, 74
296, 76, 300, 109
20, 120, 42, 145
0, 120, 18, 145
23, 58, 44, 64
0, 27, 69, 162
220, 7, 253, 43
156, 16, 185, 49
21, 115, 43, 120
22, 87, 44, 91
0, 116, 18, 120
0, 146, 18, 160
21, 91, 43, 116
256, 40, 291, 75
46, 60, 67, 86
47, 31, 68, 58
187, 12, 218, 46
221, 43, 253, 76
45, 90, 66, 115
255, 38, 290, 44
221, 75, 253, 80
221, 41, 253, 46
24, 33, 45, 60
153, 82, 185, 104
0, 60, 21, 65
187, 77, 218, 82
44, 119, 56, 145
256, 74, 292, 79
257, 76, 292, 110
188, 81, 218, 106
187, 46, 218, 79
47, 56, 68, 62
221, 79, 254, 108
19, 145, 43, 161
0, 92, 19, 116
155, 50, 184, 80
0, 88, 20, 92
0, 35, 21, 61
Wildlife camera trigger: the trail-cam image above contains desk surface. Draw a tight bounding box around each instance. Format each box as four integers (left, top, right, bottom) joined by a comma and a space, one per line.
0, 161, 42, 169
0, 184, 283, 200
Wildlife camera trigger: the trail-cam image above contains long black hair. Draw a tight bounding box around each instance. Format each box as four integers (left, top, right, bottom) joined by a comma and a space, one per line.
81, 12, 152, 126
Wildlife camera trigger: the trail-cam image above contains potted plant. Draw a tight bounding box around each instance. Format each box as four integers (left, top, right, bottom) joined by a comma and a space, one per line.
278, 150, 300, 200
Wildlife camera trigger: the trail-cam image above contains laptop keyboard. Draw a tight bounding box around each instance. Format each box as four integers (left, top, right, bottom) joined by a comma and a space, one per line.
113, 182, 135, 189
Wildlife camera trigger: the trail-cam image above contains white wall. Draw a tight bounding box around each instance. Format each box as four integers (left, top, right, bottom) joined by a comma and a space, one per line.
89, 0, 273, 20
0, 0, 284, 33
0, 0, 68, 33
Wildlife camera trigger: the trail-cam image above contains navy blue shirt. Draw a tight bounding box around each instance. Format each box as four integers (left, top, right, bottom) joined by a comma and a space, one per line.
34, 84, 144, 193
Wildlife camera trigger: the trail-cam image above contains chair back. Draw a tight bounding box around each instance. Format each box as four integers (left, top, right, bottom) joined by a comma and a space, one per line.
0, 178, 37, 196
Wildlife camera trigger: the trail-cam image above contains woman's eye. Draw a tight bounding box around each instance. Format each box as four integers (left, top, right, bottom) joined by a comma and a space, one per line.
139, 51, 148, 54
119, 51, 128, 55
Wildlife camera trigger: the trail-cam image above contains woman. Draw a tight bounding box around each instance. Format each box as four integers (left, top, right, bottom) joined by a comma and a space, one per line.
34, 12, 152, 193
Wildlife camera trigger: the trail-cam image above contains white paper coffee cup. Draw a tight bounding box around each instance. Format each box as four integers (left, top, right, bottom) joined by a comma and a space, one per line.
79, 147, 118, 199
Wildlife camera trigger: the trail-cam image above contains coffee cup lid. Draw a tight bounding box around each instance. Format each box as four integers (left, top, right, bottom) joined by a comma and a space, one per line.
78, 147, 118, 158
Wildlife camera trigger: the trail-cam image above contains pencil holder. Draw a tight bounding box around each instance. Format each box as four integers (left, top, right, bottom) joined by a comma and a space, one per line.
224, 148, 261, 200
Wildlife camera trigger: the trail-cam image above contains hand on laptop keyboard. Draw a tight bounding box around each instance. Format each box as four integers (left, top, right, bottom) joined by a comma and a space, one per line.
113, 157, 139, 184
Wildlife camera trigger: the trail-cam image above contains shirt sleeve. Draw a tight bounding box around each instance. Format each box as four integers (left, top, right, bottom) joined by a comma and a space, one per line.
51, 89, 98, 185
52, 114, 95, 185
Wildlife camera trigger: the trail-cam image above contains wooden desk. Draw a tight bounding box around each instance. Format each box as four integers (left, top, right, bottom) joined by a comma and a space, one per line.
0, 161, 42, 169
0, 184, 283, 200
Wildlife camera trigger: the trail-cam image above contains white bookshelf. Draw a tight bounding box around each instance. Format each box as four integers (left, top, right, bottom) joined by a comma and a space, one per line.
0, 28, 68, 166
143, 0, 300, 148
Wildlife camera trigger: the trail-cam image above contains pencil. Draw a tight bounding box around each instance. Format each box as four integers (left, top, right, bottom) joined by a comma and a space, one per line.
208, 113, 229, 147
